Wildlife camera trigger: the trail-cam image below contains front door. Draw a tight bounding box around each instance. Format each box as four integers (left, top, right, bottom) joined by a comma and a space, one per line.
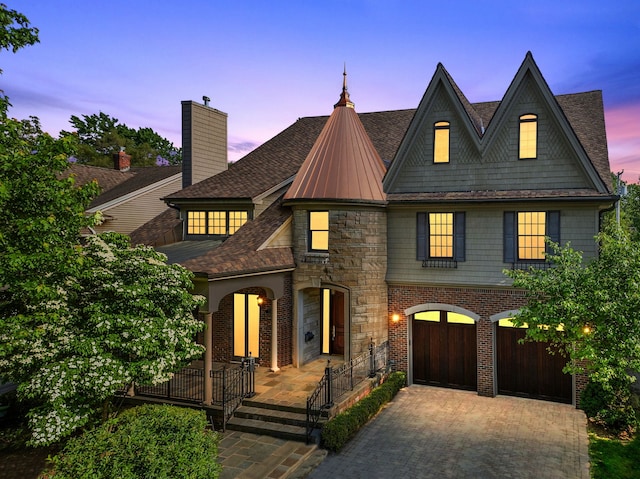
322, 289, 345, 355
330, 291, 345, 355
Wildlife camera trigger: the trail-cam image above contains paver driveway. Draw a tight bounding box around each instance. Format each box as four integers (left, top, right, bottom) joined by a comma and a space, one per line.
308, 385, 589, 479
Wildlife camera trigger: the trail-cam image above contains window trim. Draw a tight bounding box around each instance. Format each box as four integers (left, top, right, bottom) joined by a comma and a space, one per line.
308, 211, 329, 253
519, 113, 538, 160
433, 121, 450, 164
186, 209, 249, 238
504, 210, 560, 264
417, 212, 465, 264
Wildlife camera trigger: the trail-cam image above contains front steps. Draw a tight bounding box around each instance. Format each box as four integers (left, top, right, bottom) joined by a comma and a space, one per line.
226, 399, 325, 442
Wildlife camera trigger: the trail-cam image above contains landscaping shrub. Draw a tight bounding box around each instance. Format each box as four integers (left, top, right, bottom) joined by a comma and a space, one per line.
581, 378, 638, 434
321, 371, 406, 452
43, 404, 221, 479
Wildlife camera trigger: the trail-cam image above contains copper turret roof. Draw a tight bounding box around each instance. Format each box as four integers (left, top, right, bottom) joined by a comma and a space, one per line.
283, 70, 387, 203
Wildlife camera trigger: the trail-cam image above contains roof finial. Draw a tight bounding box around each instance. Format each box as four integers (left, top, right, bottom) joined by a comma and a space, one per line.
334, 63, 355, 109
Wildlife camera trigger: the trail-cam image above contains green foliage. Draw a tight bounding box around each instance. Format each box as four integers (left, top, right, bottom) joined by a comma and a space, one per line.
0, 3, 39, 55
506, 225, 640, 432
581, 379, 638, 433
0, 233, 205, 445
589, 433, 640, 479
0, 108, 203, 445
321, 372, 406, 452
61, 112, 181, 167
44, 405, 221, 479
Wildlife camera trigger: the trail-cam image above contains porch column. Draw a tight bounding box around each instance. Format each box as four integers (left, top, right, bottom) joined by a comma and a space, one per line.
202, 311, 213, 405
270, 298, 280, 372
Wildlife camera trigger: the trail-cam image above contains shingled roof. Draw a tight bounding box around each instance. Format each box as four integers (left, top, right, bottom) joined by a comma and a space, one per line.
135, 87, 612, 277
66, 164, 181, 208
180, 196, 295, 278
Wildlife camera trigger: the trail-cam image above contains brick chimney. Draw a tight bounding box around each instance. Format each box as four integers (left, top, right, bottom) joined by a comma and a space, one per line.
113, 147, 131, 172
181, 98, 228, 188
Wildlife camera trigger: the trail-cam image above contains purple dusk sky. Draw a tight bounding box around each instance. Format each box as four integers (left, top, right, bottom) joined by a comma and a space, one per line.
3, 1, 640, 182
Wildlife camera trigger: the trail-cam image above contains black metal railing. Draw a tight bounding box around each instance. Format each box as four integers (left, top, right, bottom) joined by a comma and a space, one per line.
306, 340, 390, 443
136, 367, 204, 403
211, 356, 256, 431
130, 355, 256, 431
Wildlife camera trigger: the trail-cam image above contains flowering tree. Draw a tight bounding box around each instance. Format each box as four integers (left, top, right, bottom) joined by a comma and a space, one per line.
0, 113, 204, 446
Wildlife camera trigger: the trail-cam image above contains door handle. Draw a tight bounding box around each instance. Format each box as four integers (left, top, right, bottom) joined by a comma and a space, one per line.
332, 325, 336, 340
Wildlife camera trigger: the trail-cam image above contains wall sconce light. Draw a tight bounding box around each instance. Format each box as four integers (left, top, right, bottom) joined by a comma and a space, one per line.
391, 313, 400, 323
257, 296, 265, 306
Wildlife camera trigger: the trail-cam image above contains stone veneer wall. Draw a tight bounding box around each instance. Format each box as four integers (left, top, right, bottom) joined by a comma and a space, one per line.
292, 206, 388, 361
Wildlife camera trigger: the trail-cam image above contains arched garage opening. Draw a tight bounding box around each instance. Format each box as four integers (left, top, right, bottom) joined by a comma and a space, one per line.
412, 308, 477, 391
493, 312, 572, 404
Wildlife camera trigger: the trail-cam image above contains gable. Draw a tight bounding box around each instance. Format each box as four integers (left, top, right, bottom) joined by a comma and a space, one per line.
387, 81, 482, 193
480, 72, 594, 190
384, 52, 612, 197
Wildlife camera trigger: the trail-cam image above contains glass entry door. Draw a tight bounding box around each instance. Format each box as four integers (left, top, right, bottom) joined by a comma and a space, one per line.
234, 293, 260, 359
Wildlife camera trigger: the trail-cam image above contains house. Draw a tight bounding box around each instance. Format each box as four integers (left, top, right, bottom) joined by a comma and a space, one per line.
69, 100, 228, 236
133, 52, 616, 406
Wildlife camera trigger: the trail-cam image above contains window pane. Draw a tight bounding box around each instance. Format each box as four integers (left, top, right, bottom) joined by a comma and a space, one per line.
309, 211, 329, 251
208, 211, 226, 235
434, 122, 450, 163
229, 211, 248, 234
517, 211, 546, 259
310, 211, 329, 230
187, 211, 206, 235
247, 294, 260, 358
312, 231, 329, 251
415, 311, 440, 322
447, 312, 475, 324
429, 213, 453, 258
519, 115, 537, 159
233, 293, 246, 357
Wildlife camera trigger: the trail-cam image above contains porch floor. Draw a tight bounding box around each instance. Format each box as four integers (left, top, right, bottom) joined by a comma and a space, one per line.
251, 356, 344, 409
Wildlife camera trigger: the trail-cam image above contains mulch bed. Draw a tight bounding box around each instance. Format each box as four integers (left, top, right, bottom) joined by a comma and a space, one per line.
0, 446, 59, 479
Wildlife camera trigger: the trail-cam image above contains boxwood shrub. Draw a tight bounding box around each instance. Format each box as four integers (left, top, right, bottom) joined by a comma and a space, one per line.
43, 404, 221, 479
321, 371, 406, 452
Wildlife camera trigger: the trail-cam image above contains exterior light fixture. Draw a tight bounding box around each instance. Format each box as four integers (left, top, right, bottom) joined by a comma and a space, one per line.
257, 296, 264, 306
391, 313, 400, 323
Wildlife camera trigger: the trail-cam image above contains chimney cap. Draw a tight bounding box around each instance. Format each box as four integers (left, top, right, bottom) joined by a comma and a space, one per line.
203, 95, 210, 106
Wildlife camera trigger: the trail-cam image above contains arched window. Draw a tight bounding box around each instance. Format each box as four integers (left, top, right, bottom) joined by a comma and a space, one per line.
519, 114, 537, 159
433, 121, 450, 163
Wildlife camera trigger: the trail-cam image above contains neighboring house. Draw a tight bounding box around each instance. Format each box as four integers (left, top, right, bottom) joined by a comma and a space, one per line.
70, 101, 228, 236
133, 52, 616, 406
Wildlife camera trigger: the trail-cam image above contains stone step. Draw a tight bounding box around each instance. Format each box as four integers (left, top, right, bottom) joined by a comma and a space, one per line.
242, 399, 308, 415
234, 405, 308, 428
225, 416, 308, 442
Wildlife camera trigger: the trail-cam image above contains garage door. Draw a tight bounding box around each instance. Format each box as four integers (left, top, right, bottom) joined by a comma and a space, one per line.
412, 311, 477, 390
496, 320, 572, 403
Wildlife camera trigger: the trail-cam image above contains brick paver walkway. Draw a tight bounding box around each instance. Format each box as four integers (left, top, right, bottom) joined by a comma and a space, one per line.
308, 385, 589, 479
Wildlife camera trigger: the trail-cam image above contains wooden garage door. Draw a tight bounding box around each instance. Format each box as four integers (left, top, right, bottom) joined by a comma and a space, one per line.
412, 311, 477, 390
496, 321, 572, 403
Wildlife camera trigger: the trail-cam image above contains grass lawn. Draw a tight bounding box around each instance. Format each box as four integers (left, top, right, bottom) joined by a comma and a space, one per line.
589, 432, 640, 479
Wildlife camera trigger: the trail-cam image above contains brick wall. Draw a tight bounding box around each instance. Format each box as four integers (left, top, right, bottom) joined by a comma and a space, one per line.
388, 284, 527, 397
209, 276, 294, 369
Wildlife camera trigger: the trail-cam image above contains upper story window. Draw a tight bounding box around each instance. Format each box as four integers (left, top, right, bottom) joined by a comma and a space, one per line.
433, 121, 450, 164
504, 210, 560, 265
417, 212, 465, 266
187, 210, 248, 237
308, 211, 329, 252
519, 114, 537, 159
